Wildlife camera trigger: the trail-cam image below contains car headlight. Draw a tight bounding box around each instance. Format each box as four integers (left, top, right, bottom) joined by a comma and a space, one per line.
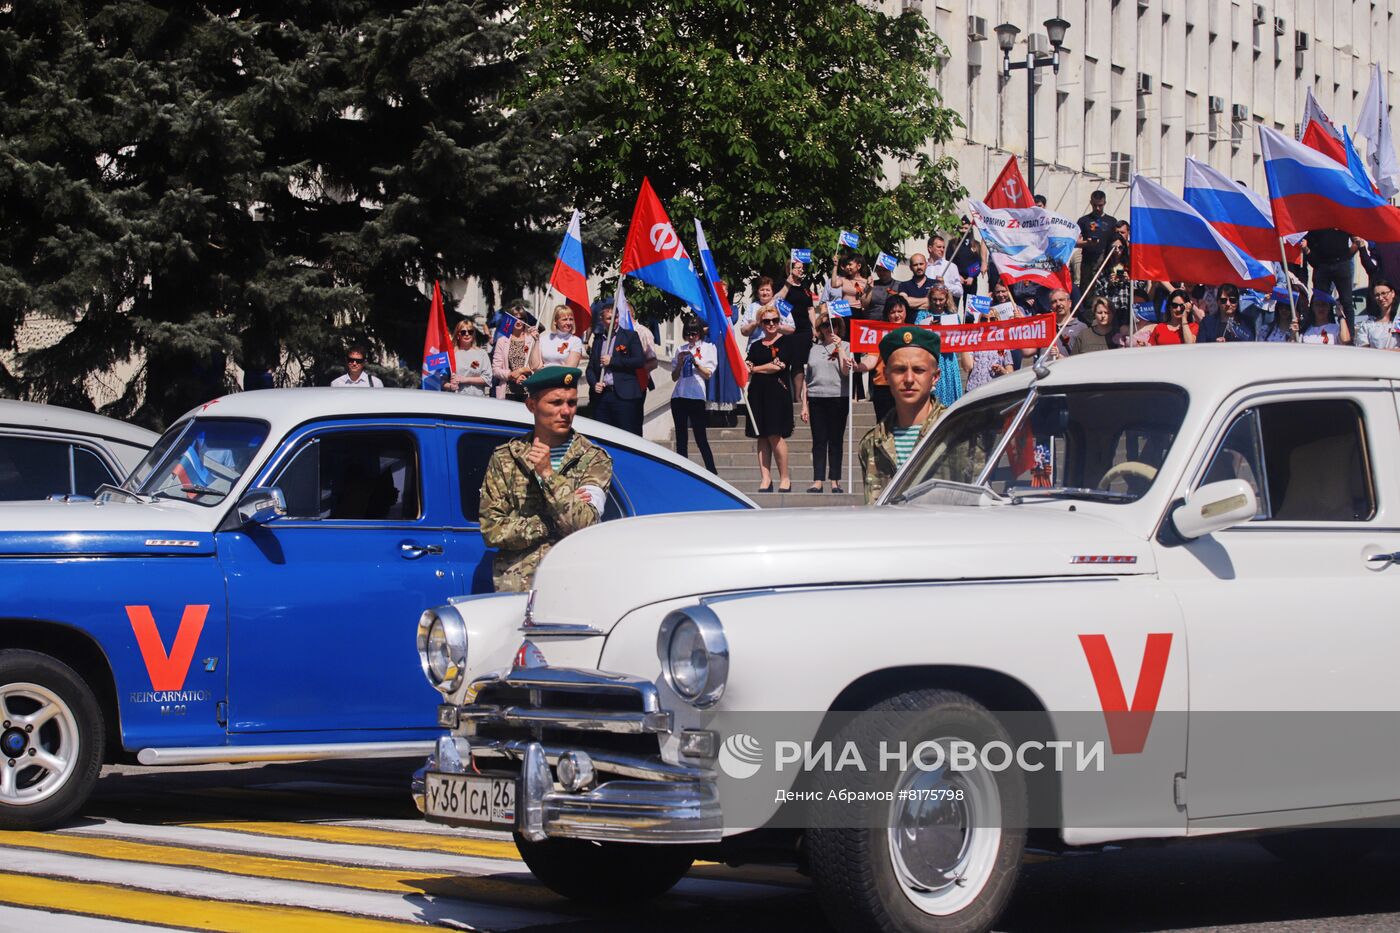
417, 606, 467, 695
657, 605, 728, 708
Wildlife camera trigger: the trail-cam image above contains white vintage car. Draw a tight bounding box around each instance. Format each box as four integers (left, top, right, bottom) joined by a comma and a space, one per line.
415, 344, 1400, 932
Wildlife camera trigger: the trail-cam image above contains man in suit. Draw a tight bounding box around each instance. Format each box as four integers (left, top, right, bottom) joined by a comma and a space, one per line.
586, 304, 648, 435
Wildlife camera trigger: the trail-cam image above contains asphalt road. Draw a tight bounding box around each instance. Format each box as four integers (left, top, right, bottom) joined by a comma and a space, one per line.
1, 759, 1397, 931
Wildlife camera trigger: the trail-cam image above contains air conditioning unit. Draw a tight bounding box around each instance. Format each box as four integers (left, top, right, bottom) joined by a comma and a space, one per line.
1295, 49, 1306, 71
1137, 73, 1154, 95
1209, 95, 1226, 113
1029, 33, 1051, 56
968, 42, 983, 69
1110, 152, 1134, 184
1253, 4, 1267, 25
1274, 16, 1286, 36
1295, 30, 1309, 50
968, 14, 988, 41
901, 0, 921, 13
1232, 104, 1251, 122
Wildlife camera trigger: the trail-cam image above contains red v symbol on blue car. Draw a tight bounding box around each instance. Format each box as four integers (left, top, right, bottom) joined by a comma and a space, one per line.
126, 605, 208, 691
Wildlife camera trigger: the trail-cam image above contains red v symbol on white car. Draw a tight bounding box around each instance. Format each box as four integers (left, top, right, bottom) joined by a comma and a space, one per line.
1078, 633, 1174, 754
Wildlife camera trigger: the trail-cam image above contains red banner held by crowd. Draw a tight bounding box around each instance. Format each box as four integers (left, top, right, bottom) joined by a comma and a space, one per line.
848, 315, 1057, 354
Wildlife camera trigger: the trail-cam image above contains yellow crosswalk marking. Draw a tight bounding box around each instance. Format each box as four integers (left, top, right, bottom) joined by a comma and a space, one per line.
178, 819, 523, 861
0, 871, 421, 932
5, 831, 464, 894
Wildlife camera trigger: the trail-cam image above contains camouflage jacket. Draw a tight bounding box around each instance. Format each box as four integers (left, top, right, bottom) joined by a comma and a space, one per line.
858, 401, 946, 505
479, 432, 613, 592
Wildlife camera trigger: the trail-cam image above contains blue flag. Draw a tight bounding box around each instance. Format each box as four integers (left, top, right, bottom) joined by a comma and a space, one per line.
967, 295, 991, 316
1133, 300, 1160, 323
828, 299, 852, 317
876, 252, 898, 272
775, 299, 793, 315
839, 231, 860, 249
790, 248, 812, 263
421, 351, 451, 391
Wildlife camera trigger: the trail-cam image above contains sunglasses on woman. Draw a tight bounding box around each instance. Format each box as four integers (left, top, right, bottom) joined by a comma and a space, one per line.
761, 318, 780, 325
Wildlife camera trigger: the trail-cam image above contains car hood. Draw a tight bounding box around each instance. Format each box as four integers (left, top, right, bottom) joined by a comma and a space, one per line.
528, 503, 1154, 632
0, 500, 216, 556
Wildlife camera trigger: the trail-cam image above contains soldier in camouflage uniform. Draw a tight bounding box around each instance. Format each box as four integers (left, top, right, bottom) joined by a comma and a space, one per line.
859, 327, 946, 504
480, 366, 613, 592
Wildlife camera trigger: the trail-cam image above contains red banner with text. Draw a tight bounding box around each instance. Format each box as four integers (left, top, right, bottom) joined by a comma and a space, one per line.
849, 315, 1057, 354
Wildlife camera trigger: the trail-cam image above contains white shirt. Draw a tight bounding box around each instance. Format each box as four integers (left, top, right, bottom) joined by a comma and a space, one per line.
927, 257, 964, 300
538, 331, 583, 366
671, 340, 717, 401
330, 372, 382, 388
1301, 323, 1343, 345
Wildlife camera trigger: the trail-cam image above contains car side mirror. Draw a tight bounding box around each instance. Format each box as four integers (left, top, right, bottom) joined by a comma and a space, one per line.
236, 486, 286, 525
1171, 479, 1257, 540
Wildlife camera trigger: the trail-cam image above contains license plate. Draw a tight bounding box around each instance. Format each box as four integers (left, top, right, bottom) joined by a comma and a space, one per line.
424, 772, 516, 828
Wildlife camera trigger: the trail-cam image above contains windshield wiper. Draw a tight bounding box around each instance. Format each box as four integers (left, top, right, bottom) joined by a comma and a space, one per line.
153, 485, 220, 501
95, 483, 152, 504
1008, 486, 1135, 504
887, 477, 1005, 506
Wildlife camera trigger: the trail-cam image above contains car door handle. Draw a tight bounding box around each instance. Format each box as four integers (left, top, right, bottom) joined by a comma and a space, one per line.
400, 542, 444, 559
1366, 552, 1400, 563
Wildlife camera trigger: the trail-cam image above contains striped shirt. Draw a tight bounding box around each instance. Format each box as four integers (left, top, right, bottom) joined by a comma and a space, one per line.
891, 424, 924, 467
549, 442, 572, 471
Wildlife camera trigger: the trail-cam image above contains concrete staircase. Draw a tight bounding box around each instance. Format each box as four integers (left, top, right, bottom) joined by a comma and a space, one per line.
667, 400, 880, 507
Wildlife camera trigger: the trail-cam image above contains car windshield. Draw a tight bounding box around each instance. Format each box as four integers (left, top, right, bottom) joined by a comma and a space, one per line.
887, 385, 1188, 504
122, 418, 269, 506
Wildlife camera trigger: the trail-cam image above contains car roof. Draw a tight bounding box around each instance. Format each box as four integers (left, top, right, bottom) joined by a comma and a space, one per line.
178, 388, 756, 506
0, 399, 159, 448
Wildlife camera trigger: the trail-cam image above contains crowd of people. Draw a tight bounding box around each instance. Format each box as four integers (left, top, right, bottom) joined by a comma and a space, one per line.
326, 194, 1400, 501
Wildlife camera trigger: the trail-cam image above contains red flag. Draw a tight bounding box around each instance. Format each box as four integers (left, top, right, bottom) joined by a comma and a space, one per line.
1301, 120, 1348, 165
984, 156, 1035, 209
422, 281, 454, 382
620, 178, 709, 309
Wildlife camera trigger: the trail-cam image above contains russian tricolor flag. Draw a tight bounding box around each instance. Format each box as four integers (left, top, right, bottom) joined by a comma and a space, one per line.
1130, 175, 1276, 289
1183, 158, 1301, 265
695, 220, 747, 401
549, 210, 592, 334
1259, 124, 1400, 242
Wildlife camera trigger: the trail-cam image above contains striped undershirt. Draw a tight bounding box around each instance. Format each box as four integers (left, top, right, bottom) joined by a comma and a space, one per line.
549, 441, 571, 471
891, 424, 924, 468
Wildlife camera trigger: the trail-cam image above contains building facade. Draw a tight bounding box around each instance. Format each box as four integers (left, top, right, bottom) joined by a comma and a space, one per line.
910, 0, 1399, 224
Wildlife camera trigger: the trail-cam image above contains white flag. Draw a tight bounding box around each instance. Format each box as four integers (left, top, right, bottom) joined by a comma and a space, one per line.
1357, 64, 1400, 199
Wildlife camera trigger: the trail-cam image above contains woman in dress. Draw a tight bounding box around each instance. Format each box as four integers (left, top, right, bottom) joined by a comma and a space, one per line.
1354, 280, 1398, 349
966, 302, 1017, 390
491, 312, 537, 400
528, 305, 585, 371
745, 309, 794, 493
447, 322, 491, 396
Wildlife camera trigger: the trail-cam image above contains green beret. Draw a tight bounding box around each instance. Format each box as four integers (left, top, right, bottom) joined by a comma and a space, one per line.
523, 366, 582, 395
879, 326, 940, 362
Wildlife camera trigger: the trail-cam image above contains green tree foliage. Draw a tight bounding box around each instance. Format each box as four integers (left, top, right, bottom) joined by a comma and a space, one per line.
523, 0, 965, 292
0, 2, 583, 425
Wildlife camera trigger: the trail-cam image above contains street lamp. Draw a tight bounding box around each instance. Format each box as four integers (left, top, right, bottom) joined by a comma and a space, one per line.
996, 17, 1071, 197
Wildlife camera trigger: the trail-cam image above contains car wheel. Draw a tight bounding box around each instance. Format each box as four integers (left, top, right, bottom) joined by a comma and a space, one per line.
514, 834, 694, 904
0, 649, 105, 829
807, 688, 1027, 933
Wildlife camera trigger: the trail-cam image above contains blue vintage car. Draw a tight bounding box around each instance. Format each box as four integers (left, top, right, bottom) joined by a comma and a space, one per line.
0, 389, 752, 828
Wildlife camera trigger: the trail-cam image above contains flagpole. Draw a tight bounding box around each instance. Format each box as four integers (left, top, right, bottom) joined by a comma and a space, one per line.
1276, 236, 1300, 342
1036, 242, 1121, 370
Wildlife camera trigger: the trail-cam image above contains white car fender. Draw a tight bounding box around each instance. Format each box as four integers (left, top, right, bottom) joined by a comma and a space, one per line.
600, 578, 1188, 844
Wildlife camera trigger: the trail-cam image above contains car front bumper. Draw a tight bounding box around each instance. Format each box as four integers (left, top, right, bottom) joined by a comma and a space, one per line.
414, 735, 722, 844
